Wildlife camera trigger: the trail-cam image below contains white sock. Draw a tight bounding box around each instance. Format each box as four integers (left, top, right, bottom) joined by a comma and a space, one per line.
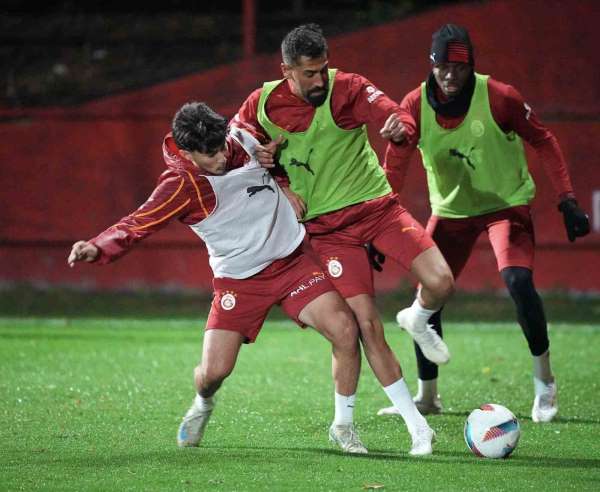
194, 393, 215, 411
334, 392, 355, 425
383, 378, 428, 434
411, 298, 437, 326
533, 350, 553, 384
415, 378, 438, 401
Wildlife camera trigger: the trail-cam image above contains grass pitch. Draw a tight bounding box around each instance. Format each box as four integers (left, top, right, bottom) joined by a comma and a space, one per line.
1, 318, 599, 491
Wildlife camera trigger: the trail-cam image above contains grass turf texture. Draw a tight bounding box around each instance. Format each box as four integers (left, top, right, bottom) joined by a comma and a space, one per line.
1, 319, 599, 491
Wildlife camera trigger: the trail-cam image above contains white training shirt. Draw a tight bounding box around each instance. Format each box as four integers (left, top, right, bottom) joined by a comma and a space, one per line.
188, 126, 305, 279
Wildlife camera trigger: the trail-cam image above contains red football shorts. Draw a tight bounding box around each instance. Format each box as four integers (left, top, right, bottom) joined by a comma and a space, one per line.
307, 194, 435, 298
206, 239, 335, 343
426, 205, 535, 278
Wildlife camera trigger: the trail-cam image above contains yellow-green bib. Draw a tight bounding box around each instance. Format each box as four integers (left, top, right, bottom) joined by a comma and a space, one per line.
257, 69, 391, 221
418, 72, 535, 218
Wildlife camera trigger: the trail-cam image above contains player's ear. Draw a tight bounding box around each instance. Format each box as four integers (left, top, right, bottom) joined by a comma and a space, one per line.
281, 62, 291, 79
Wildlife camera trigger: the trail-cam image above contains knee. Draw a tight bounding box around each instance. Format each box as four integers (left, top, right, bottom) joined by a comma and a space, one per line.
329, 311, 359, 352
356, 316, 386, 348
501, 267, 533, 296
195, 362, 233, 391
427, 266, 455, 300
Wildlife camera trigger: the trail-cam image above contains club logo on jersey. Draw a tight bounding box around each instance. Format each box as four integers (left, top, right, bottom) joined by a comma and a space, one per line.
449, 146, 476, 170
290, 272, 326, 297
470, 119, 485, 137
288, 148, 314, 175
220, 291, 237, 311
327, 257, 343, 278
247, 184, 275, 196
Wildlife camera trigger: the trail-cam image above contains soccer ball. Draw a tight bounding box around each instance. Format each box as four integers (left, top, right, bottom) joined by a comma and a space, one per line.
464, 403, 521, 458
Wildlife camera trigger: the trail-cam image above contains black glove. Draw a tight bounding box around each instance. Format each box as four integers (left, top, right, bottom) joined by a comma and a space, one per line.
558, 198, 590, 242
366, 243, 386, 272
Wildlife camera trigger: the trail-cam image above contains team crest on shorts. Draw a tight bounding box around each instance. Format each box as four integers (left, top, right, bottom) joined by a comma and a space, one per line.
327, 257, 343, 278
220, 291, 237, 311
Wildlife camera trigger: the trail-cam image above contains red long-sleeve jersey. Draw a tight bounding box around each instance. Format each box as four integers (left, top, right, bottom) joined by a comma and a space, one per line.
90, 125, 259, 264
385, 77, 574, 201
234, 69, 399, 187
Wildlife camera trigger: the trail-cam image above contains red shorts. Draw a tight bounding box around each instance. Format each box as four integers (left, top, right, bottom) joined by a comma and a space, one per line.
206, 240, 334, 343
307, 194, 435, 298
427, 205, 535, 278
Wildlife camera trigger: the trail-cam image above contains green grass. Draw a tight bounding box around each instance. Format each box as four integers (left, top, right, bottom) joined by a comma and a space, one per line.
1, 318, 599, 491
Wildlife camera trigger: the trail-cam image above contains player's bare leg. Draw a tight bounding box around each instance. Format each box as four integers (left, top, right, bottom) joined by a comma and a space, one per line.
178, 329, 244, 447
395, 247, 454, 365
346, 293, 435, 455
300, 291, 367, 453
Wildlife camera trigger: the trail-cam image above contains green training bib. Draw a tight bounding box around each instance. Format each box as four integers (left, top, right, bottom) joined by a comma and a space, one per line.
257, 69, 391, 221
418, 72, 535, 218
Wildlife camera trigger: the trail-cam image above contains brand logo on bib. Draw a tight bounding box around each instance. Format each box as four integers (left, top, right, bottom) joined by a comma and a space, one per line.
288, 148, 314, 175
220, 291, 237, 311
449, 146, 476, 170
247, 184, 275, 197
327, 257, 343, 278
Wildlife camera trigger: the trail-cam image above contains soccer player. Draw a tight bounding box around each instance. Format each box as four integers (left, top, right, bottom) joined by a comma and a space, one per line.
68, 101, 370, 454
377, 24, 590, 422
234, 23, 452, 454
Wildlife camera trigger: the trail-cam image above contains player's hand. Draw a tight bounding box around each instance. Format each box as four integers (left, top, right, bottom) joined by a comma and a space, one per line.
255, 135, 286, 168
558, 198, 590, 242
68, 240, 99, 267
379, 113, 406, 144
282, 187, 306, 220
366, 242, 386, 272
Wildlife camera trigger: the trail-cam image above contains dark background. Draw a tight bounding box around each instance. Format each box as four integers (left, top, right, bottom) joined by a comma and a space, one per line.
1, 0, 456, 107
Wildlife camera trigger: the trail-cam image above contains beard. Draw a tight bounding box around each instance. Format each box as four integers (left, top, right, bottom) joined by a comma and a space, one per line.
305, 84, 328, 107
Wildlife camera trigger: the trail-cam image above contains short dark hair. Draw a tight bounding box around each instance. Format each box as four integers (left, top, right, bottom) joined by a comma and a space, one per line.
281, 23, 328, 66
172, 102, 228, 154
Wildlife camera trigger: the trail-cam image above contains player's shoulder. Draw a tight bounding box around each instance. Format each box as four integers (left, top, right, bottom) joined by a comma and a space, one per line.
486, 76, 522, 101
333, 69, 370, 86
399, 85, 422, 112
332, 69, 386, 100
403, 85, 422, 101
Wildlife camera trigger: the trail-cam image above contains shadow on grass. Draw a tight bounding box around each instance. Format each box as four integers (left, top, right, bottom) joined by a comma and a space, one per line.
25, 445, 600, 470
423, 410, 600, 425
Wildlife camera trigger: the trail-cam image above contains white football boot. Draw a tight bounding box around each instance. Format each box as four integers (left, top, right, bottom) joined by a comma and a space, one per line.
328, 423, 368, 454
531, 377, 558, 423
396, 308, 450, 365
409, 424, 436, 456
177, 399, 214, 447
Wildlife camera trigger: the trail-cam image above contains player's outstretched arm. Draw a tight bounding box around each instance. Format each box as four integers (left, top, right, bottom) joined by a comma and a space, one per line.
68, 241, 99, 267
